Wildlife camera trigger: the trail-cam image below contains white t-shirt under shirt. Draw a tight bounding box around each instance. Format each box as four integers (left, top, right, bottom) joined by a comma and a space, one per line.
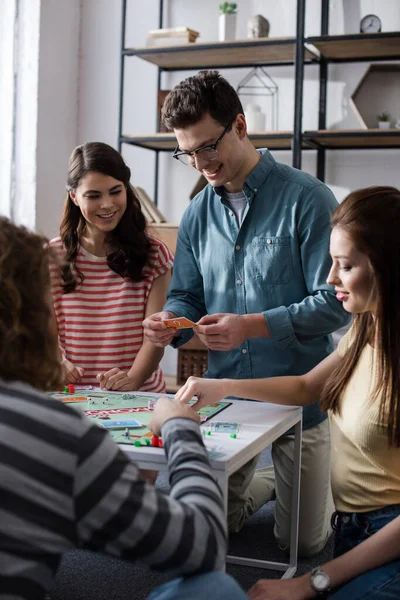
224, 191, 247, 225
49, 236, 173, 392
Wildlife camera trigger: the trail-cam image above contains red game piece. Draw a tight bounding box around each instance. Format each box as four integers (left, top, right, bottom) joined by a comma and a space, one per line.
157, 437, 163, 448
67, 383, 75, 394
151, 435, 159, 447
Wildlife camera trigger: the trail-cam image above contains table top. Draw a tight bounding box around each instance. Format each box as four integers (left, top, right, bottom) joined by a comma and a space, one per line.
119, 394, 302, 475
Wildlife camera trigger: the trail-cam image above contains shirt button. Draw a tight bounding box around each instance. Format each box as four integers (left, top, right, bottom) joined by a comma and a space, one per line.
242, 348, 247, 354
236, 279, 242, 285
235, 244, 241, 251
266, 238, 272, 244
254, 188, 258, 193
230, 211, 234, 217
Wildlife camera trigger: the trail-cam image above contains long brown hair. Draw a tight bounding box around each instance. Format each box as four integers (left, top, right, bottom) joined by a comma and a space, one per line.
321, 186, 400, 447
0, 217, 63, 391
60, 142, 151, 293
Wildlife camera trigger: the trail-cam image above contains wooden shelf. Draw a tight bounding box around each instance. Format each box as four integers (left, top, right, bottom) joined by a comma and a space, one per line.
121, 132, 303, 151
125, 37, 318, 70
304, 129, 400, 149
306, 32, 400, 62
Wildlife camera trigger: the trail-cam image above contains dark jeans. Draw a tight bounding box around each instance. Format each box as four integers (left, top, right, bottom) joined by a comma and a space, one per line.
328, 504, 400, 599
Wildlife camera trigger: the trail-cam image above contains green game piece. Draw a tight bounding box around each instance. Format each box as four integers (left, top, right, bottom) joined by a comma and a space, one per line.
63, 386, 68, 393
134, 440, 142, 447
230, 433, 237, 439
145, 438, 151, 445
206, 430, 211, 436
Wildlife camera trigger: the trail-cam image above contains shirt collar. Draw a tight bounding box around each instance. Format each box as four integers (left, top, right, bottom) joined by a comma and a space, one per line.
214, 149, 275, 198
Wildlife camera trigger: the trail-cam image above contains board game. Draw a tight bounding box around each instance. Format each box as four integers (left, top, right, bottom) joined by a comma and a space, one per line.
50, 390, 231, 447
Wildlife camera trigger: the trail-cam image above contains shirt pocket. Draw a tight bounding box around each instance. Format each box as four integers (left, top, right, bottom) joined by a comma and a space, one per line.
251, 235, 293, 284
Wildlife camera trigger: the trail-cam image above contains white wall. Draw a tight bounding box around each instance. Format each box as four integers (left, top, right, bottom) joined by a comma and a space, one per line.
36, 0, 81, 237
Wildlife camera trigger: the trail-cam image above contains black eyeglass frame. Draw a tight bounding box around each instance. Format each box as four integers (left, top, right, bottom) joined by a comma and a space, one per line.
172, 122, 233, 164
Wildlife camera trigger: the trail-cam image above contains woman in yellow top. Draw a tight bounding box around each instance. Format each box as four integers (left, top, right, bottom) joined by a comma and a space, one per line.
176, 186, 400, 600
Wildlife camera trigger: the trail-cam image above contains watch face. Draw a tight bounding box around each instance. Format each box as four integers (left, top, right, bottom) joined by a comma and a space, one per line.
311, 569, 331, 592
360, 14, 382, 33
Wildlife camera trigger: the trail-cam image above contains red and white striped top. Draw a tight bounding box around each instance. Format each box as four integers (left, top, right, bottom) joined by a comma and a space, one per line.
49, 236, 173, 392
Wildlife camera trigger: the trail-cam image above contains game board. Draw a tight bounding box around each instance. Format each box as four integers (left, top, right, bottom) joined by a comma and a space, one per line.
50, 390, 231, 447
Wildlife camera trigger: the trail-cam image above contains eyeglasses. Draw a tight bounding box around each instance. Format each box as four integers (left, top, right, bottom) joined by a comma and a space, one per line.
172, 122, 233, 167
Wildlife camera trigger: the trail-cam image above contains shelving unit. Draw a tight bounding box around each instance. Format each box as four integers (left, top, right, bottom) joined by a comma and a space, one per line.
118, 0, 311, 204
118, 0, 400, 197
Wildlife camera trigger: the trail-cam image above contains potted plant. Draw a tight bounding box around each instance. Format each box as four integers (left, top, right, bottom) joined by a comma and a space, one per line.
219, 2, 237, 42
376, 111, 391, 129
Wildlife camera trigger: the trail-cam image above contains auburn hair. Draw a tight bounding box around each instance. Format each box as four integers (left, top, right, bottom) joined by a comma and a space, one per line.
321, 186, 400, 447
0, 217, 63, 391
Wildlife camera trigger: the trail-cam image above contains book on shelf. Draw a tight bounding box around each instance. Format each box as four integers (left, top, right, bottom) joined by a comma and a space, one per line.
147, 26, 199, 46
133, 186, 166, 224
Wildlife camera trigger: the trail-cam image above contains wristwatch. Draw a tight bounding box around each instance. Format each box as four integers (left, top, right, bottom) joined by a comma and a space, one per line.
310, 567, 331, 597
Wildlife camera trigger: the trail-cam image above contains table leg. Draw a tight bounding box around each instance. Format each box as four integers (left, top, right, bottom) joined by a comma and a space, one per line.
282, 418, 302, 579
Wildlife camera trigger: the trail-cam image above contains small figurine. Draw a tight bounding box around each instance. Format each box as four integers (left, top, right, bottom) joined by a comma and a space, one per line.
247, 15, 270, 38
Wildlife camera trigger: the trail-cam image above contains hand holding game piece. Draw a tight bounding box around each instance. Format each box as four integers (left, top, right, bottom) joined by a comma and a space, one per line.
62, 359, 84, 384
194, 313, 249, 351
142, 311, 182, 347
149, 396, 200, 436
97, 368, 137, 391
175, 376, 228, 410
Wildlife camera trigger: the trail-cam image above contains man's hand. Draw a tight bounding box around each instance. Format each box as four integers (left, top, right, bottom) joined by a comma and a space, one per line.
248, 576, 316, 600
97, 368, 137, 391
194, 313, 249, 350
175, 376, 228, 410
149, 396, 201, 436
143, 311, 180, 347
62, 359, 84, 383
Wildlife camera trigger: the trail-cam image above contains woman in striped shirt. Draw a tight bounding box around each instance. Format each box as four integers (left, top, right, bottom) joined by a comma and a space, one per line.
50, 142, 173, 392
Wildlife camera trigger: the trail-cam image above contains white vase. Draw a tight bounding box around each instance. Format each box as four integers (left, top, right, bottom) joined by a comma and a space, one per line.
244, 104, 266, 132
219, 13, 236, 41
378, 121, 390, 129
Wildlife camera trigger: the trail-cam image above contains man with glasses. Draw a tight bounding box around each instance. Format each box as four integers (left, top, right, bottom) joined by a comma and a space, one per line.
143, 70, 350, 557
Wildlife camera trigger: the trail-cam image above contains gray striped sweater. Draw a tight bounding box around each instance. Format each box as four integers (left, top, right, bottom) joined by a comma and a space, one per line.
0, 380, 227, 599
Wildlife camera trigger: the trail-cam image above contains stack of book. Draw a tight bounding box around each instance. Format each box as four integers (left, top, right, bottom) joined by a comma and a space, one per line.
147, 27, 199, 46
132, 186, 166, 224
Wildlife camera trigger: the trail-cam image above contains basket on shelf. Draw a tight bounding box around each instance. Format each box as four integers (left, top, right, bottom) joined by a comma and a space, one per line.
177, 336, 208, 385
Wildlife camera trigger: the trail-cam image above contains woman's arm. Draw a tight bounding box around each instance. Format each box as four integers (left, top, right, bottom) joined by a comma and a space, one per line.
98, 269, 172, 391
175, 349, 341, 409
127, 269, 171, 388
248, 515, 400, 600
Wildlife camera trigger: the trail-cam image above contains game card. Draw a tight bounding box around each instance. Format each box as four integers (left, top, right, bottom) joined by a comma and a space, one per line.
210, 421, 240, 434
162, 317, 197, 329
100, 419, 142, 429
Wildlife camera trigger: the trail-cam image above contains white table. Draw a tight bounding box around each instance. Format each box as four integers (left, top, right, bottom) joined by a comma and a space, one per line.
120, 393, 303, 578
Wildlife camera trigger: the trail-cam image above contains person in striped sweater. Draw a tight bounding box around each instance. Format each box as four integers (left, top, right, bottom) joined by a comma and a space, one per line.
0, 216, 247, 599
49, 142, 173, 393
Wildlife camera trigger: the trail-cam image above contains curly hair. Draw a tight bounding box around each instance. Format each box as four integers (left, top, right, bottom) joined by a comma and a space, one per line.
162, 70, 244, 130
321, 186, 400, 447
0, 217, 63, 391
60, 142, 151, 293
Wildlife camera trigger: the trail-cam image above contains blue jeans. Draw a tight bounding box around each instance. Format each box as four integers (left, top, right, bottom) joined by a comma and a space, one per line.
147, 572, 248, 600
330, 504, 400, 599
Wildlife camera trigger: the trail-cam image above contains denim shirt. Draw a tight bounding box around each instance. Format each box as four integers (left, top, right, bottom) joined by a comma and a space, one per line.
164, 150, 350, 430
